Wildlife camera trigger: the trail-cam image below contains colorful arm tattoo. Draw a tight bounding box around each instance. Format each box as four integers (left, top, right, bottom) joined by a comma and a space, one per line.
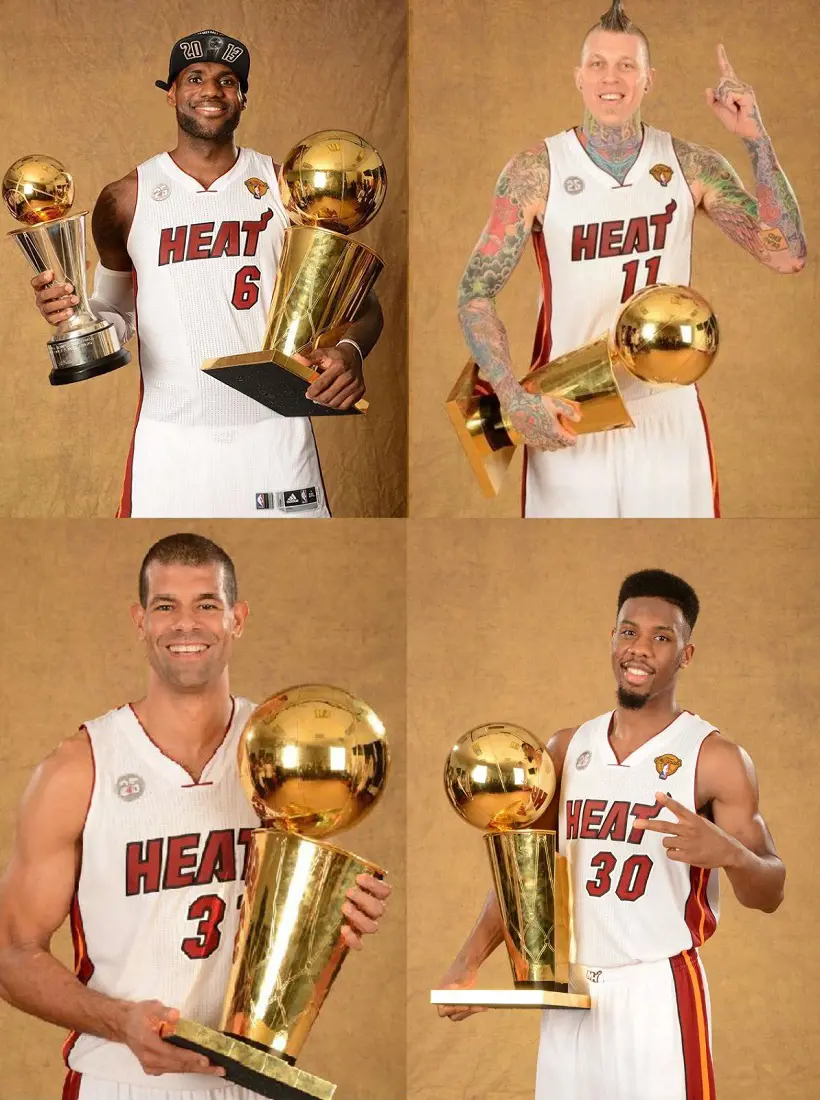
673, 137, 806, 271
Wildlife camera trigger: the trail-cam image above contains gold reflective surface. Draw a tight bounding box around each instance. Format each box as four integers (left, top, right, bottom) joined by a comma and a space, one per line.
520, 336, 633, 432
166, 1018, 335, 1099
444, 723, 555, 831
2, 154, 74, 224
279, 130, 387, 234
239, 684, 389, 839
430, 988, 590, 1010
615, 283, 720, 385
486, 831, 571, 986
220, 830, 385, 1060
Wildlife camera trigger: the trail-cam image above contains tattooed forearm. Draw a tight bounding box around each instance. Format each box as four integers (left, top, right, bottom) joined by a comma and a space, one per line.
674, 138, 805, 272
457, 145, 549, 395
742, 135, 806, 261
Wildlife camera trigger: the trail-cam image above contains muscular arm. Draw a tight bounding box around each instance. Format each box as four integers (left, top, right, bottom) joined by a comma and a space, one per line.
0, 734, 128, 1035
91, 173, 137, 272
674, 137, 806, 273
696, 735, 785, 913
342, 289, 384, 358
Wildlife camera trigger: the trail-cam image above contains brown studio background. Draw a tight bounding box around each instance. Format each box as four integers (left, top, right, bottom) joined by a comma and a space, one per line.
409, 0, 820, 518
407, 520, 820, 1100
0, 519, 406, 1099
0, 0, 407, 518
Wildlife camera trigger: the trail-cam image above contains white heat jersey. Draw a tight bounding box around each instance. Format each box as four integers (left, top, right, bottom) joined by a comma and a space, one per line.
536, 125, 694, 399
121, 148, 327, 518
66, 697, 260, 1089
560, 710, 720, 968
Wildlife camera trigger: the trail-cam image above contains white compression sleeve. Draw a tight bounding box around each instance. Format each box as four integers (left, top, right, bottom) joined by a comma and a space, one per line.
87, 264, 136, 343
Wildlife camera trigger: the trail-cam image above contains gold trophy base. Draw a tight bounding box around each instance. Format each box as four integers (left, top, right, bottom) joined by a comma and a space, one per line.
430, 988, 591, 1010
164, 1018, 335, 1100
202, 349, 368, 418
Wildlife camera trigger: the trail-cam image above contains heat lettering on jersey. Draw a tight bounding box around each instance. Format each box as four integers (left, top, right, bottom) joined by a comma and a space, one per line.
565, 798, 664, 845
571, 200, 678, 261
157, 209, 275, 266
125, 827, 254, 896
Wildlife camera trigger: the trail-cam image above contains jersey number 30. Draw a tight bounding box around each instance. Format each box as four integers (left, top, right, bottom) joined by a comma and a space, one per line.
586, 851, 653, 902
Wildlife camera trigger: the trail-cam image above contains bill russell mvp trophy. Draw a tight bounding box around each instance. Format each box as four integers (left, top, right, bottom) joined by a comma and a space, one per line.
203, 130, 387, 418
430, 722, 590, 1011
447, 283, 720, 496
2, 155, 131, 385
164, 684, 390, 1099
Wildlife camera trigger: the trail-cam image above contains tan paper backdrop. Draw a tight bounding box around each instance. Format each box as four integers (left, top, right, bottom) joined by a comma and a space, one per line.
407, 520, 820, 1100
409, 0, 820, 517
0, 0, 407, 518
0, 519, 406, 1099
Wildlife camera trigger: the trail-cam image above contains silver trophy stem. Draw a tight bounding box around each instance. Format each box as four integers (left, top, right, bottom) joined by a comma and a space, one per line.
9, 211, 130, 384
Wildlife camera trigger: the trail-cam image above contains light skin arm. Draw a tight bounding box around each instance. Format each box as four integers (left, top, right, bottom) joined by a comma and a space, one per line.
458, 148, 580, 450
436, 727, 576, 1021
674, 45, 806, 274
634, 734, 785, 914
0, 733, 224, 1077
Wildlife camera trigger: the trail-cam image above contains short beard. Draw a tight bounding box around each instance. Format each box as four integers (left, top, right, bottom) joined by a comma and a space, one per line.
176, 106, 241, 142
617, 686, 649, 710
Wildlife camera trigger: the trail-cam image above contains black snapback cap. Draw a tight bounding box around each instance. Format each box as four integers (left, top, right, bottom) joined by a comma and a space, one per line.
155, 30, 250, 94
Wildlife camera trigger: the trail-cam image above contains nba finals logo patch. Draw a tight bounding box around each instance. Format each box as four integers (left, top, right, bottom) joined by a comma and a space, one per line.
654, 754, 682, 780
245, 177, 269, 200
650, 163, 674, 187
116, 773, 145, 801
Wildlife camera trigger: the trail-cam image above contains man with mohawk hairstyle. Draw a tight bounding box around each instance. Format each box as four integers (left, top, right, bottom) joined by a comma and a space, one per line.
458, 0, 806, 519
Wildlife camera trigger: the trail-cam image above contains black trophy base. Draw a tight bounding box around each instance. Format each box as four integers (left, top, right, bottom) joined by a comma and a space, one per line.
49, 348, 131, 386
164, 1019, 335, 1100
202, 350, 364, 418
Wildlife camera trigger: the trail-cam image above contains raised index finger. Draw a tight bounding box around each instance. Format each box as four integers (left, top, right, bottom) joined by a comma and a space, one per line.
717, 43, 735, 77
655, 791, 692, 818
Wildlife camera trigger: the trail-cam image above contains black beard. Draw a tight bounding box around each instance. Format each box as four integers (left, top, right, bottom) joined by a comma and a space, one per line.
617, 686, 649, 710
176, 105, 241, 141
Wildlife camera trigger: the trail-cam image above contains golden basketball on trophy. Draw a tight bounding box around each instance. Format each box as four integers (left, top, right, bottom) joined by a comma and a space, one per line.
446, 283, 720, 497
430, 722, 590, 1011
3, 154, 131, 385
164, 684, 390, 1099
202, 130, 387, 418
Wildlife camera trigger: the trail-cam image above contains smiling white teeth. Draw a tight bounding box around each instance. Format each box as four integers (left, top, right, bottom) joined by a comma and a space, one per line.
169, 644, 207, 653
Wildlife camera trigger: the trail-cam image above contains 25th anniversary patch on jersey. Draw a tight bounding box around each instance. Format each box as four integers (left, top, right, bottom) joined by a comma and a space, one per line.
256, 486, 319, 512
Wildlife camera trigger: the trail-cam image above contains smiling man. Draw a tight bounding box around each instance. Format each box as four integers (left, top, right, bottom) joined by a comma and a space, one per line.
436, 568, 784, 1100
0, 533, 390, 1100
29, 30, 383, 518
458, 0, 806, 517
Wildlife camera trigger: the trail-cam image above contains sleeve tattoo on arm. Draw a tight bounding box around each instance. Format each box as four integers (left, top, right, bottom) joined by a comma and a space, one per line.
674, 137, 806, 270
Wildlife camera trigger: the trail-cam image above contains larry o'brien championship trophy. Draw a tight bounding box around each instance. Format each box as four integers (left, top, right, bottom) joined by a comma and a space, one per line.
164, 685, 390, 1099
203, 130, 386, 418
2, 155, 131, 385
447, 284, 720, 496
430, 723, 590, 1011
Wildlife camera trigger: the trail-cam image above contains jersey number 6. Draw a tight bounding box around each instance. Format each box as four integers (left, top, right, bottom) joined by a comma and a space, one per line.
585, 851, 653, 902
232, 265, 261, 310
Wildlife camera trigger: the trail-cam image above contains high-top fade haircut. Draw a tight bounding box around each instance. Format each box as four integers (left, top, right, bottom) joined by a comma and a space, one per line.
617, 569, 699, 636
138, 533, 238, 608
583, 0, 651, 65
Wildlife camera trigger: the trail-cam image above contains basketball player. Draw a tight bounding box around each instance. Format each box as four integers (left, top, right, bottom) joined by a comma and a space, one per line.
437, 569, 784, 1099
0, 534, 391, 1099
29, 30, 384, 518
458, 1, 806, 517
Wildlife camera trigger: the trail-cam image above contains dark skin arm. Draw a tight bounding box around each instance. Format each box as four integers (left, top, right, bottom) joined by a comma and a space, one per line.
304, 289, 384, 409
436, 726, 577, 1021
634, 733, 784, 913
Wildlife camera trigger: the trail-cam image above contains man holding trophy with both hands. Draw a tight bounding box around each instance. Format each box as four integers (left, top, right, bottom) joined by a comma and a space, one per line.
13, 29, 386, 519
434, 569, 785, 1100
451, 0, 806, 517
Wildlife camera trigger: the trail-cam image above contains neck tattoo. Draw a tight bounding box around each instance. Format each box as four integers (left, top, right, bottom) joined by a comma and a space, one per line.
580, 110, 643, 185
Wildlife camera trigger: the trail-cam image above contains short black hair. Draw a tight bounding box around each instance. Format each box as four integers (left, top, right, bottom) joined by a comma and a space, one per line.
583, 1, 651, 65
139, 533, 238, 607
617, 569, 699, 633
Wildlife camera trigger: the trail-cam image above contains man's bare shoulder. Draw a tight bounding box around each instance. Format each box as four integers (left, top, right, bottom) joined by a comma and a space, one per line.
671, 136, 737, 184
498, 143, 551, 199
545, 726, 579, 772
24, 730, 94, 817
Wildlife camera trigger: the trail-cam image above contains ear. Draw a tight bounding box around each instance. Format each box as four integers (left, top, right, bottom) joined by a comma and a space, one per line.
679, 642, 695, 669
574, 65, 583, 92
131, 602, 147, 639
644, 66, 656, 94
231, 600, 250, 638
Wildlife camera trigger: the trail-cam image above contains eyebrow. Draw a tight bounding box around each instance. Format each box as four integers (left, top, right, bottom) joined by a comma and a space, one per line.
149, 592, 224, 603
619, 619, 676, 632
183, 66, 237, 78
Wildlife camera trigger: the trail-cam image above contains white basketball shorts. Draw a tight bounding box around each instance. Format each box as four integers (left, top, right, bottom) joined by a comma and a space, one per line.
535, 949, 715, 1100
523, 386, 719, 518
64, 1071, 265, 1100
118, 417, 330, 519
